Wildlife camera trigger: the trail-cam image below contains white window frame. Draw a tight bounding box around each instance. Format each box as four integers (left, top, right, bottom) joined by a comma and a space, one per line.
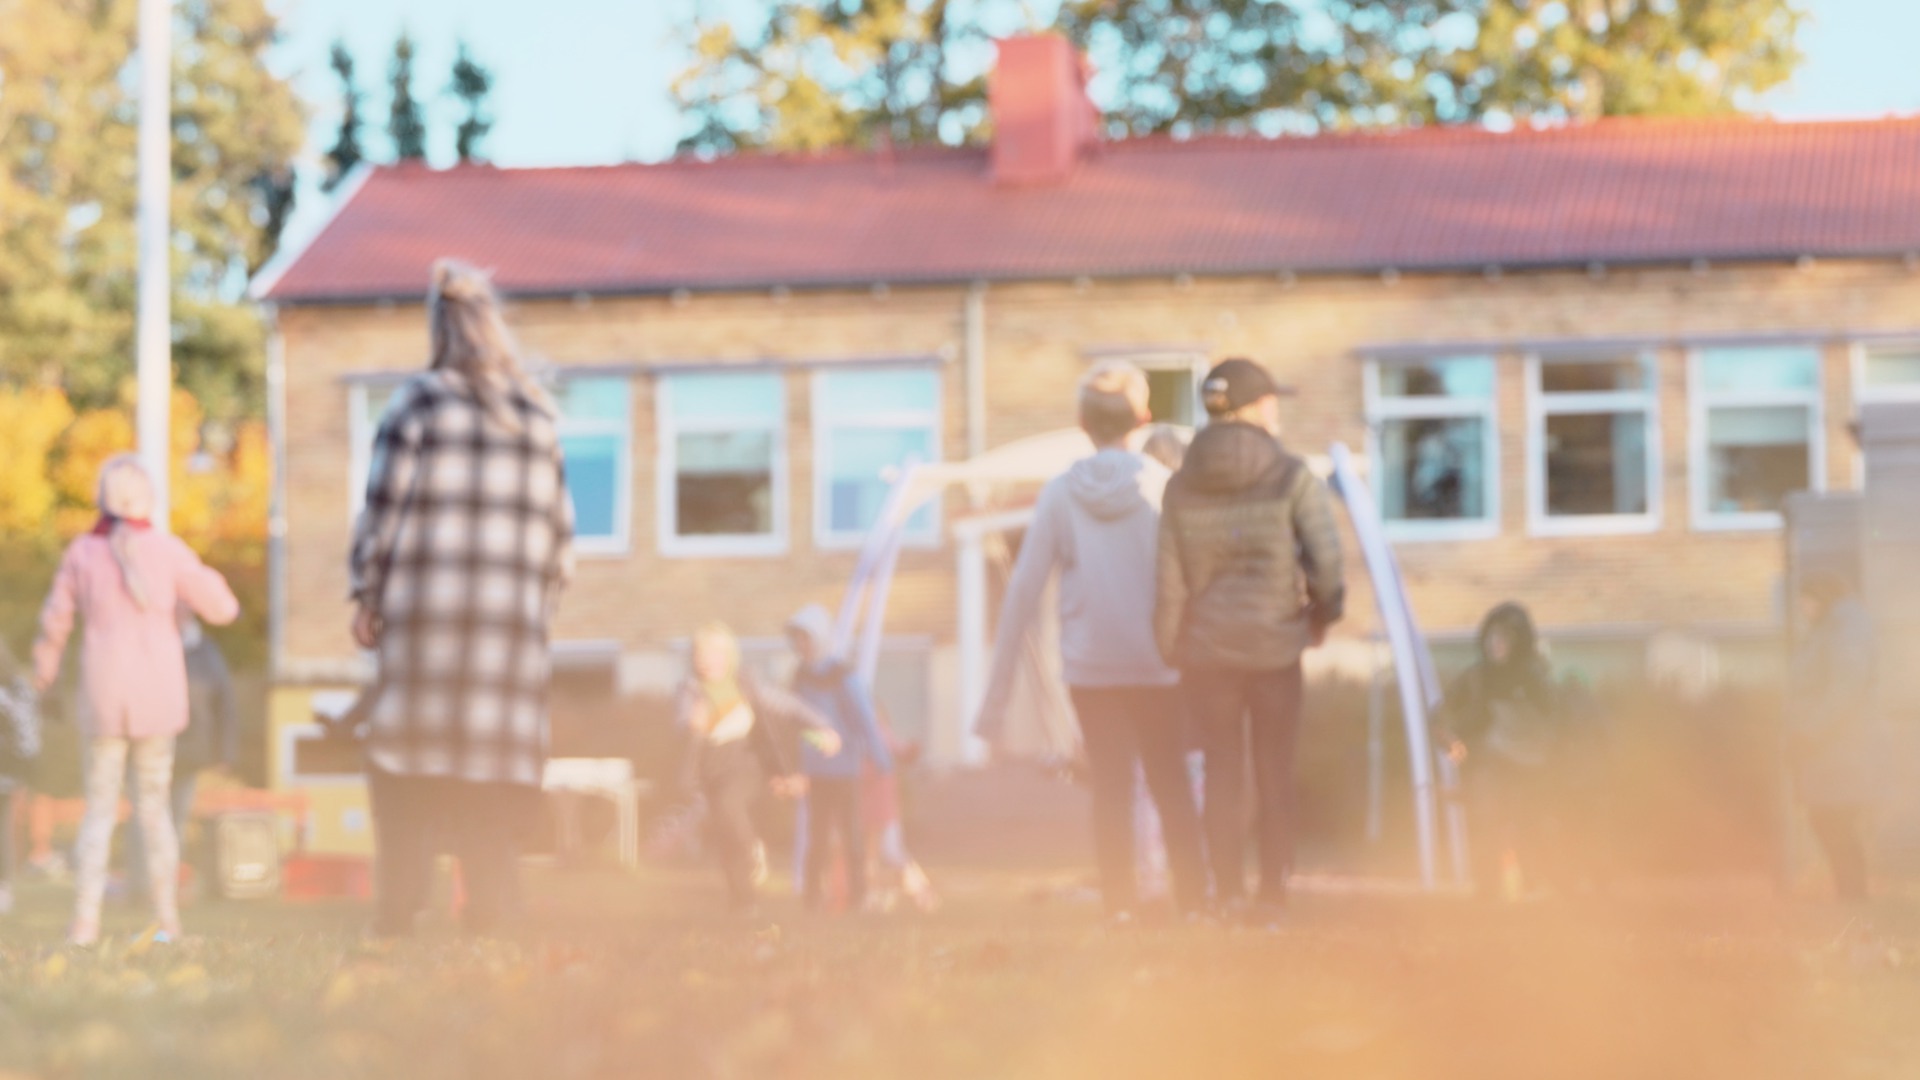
1363, 355, 1502, 542
1688, 346, 1826, 532
1848, 339, 1920, 486
347, 380, 404, 520
554, 377, 634, 558
811, 367, 944, 551
1524, 351, 1662, 537
656, 371, 791, 558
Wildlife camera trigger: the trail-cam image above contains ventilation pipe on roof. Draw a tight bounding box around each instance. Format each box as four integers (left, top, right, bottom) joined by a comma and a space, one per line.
989, 34, 1100, 186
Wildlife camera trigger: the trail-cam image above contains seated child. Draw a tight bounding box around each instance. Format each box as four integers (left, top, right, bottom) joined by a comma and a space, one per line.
1434, 602, 1564, 899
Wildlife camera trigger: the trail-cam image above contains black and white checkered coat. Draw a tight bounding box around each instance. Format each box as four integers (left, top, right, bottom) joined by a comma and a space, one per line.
350, 370, 576, 788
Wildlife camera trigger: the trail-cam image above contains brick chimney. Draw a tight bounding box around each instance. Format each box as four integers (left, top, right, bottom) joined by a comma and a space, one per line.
990, 34, 1099, 186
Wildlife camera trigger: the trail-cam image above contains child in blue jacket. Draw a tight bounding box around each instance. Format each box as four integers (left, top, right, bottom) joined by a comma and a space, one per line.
786, 605, 893, 911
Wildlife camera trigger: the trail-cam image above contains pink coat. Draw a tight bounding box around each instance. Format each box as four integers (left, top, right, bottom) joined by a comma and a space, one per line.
34, 531, 240, 740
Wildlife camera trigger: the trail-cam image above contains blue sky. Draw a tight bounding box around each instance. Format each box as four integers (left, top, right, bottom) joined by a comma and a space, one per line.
268, 0, 1920, 238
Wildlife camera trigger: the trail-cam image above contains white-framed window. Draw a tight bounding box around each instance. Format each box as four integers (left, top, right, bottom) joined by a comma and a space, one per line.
1364, 355, 1500, 540
1689, 346, 1824, 530
347, 381, 399, 517
1854, 340, 1920, 403
348, 375, 633, 555
658, 370, 788, 557
1086, 350, 1207, 429
1849, 340, 1920, 486
1525, 352, 1660, 535
552, 377, 633, 555
813, 367, 942, 548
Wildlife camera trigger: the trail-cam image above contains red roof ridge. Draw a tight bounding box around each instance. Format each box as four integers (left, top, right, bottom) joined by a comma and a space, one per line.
1098, 113, 1920, 156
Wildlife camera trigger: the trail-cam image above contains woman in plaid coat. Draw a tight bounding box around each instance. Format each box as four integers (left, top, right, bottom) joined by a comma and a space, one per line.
350, 259, 576, 936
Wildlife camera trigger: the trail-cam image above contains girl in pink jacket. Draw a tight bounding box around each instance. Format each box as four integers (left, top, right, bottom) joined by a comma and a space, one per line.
33, 456, 239, 946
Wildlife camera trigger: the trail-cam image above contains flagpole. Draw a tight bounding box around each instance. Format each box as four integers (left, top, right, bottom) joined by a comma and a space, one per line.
136, 0, 173, 528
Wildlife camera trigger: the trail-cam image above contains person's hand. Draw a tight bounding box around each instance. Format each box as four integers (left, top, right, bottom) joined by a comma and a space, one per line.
769, 774, 809, 799
804, 728, 843, 757
351, 603, 383, 650
1445, 739, 1469, 766
31, 642, 58, 695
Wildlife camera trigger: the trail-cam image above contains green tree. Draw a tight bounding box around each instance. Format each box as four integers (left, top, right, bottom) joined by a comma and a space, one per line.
388, 31, 428, 161
1435, 0, 1805, 122
671, 0, 1805, 150
0, 0, 305, 421
323, 40, 365, 191
450, 41, 494, 163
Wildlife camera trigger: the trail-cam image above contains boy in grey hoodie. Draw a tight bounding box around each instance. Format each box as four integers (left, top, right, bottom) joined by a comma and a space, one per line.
976, 362, 1207, 920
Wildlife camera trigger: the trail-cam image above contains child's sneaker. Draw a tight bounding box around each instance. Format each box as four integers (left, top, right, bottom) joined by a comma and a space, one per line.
0, 883, 14, 915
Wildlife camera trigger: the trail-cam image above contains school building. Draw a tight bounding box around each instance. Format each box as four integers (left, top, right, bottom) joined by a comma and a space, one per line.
252, 34, 1920, 775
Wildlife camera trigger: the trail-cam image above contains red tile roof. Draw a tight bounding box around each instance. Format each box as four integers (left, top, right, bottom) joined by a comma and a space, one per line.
257, 117, 1920, 304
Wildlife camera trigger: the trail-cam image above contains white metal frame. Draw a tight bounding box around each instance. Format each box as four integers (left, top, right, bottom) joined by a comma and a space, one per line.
811, 367, 944, 551
1362, 356, 1501, 542
656, 371, 790, 558
553, 375, 635, 557
1524, 351, 1662, 536
1688, 346, 1826, 532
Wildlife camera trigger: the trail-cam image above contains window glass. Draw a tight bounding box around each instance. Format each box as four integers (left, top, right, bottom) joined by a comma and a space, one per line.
666, 372, 783, 544
670, 371, 784, 422
1700, 348, 1819, 394
1146, 368, 1197, 428
1705, 404, 1813, 515
1378, 416, 1489, 522
559, 433, 621, 539
1544, 412, 1650, 517
818, 369, 940, 540
1540, 358, 1650, 394
1379, 357, 1496, 399
1863, 347, 1920, 390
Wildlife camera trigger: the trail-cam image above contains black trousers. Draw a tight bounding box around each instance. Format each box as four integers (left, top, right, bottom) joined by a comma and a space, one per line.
1806, 803, 1868, 902
700, 744, 765, 907
1069, 685, 1208, 915
803, 777, 867, 909
1185, 665, 1303, 906
368, 768, 526, 936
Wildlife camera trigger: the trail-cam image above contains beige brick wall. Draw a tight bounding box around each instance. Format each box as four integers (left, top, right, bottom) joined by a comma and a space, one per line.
276, 259, 1920, 678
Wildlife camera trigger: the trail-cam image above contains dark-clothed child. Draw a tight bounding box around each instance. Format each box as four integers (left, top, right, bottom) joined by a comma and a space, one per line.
675, 623, 840, 913
786, 605, 893, 911
1435, 603, 1563, 898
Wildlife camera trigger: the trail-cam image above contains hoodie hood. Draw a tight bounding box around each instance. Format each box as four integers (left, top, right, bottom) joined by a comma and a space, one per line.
1064, 448, 1164, 522
1180, 421, 1290, 495
785, 604, 841, 672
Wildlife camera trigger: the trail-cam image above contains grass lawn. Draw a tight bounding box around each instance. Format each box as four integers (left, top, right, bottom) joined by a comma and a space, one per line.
2, 858, 1920, 1080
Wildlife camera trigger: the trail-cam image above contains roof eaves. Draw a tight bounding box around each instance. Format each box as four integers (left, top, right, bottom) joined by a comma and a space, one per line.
247, 162, 378, 303
271, 250, 1917, 307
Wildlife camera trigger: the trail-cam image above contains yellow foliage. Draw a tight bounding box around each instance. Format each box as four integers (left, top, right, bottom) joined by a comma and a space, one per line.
5, 384, 269, 560
0, 385, 75, 534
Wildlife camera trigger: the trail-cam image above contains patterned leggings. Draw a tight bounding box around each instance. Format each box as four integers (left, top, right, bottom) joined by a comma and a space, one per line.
73, 736, 178, 931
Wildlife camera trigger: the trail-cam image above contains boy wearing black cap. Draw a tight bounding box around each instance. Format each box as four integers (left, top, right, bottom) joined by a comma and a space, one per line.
1155, 357, 1345, 926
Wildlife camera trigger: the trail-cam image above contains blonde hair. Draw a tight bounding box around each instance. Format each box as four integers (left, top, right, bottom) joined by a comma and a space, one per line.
427, 259, 553, 431
690, 621, 741, 677
1078, 360, 1151, 444
96, 455, 155, 611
